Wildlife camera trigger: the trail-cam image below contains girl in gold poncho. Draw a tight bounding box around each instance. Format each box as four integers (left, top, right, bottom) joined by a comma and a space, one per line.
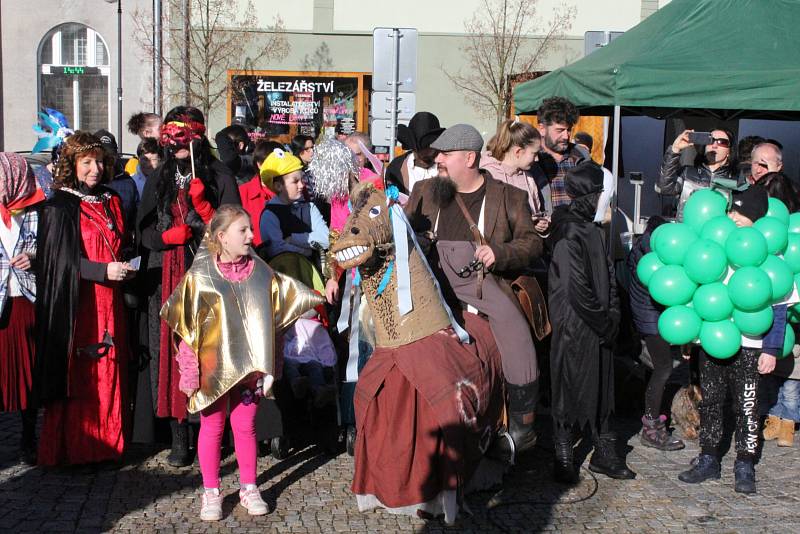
160, 205, 323, 521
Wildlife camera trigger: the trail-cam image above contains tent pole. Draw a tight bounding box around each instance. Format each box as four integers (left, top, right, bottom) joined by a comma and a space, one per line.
608, 105, 621, 255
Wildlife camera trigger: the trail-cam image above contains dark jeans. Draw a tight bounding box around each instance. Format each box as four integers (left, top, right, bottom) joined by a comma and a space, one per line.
643, 334, 674, 418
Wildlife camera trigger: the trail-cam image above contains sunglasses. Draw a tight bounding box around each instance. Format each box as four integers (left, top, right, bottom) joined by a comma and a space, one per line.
709, 138, 730, 147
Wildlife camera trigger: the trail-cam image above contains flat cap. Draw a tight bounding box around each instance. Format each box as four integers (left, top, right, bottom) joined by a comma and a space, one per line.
430, 123, 484, 152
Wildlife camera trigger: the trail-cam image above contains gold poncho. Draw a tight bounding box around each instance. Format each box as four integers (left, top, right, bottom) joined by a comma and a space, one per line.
160, 242, 324, 413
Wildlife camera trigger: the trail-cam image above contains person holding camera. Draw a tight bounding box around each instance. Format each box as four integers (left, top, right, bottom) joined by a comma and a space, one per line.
657, 128, 736, 220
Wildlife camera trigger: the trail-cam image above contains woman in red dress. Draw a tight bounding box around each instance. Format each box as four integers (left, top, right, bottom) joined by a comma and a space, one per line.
35, 132, 135, 466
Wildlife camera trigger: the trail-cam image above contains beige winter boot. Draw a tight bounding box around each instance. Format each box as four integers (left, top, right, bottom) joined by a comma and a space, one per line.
777, 418, 795, 447
763, 415, 781, 441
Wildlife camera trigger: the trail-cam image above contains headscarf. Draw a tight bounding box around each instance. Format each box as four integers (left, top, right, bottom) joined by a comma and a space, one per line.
0, 153, 45, 228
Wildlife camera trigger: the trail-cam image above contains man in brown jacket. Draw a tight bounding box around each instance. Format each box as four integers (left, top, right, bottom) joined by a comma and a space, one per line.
405, 123, 543, 463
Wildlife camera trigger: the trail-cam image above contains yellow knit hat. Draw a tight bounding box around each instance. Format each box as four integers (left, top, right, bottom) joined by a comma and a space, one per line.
259, 148, 304, 187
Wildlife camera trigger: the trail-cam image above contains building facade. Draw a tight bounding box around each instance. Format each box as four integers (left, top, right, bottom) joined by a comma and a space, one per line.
0, 0, 670, 154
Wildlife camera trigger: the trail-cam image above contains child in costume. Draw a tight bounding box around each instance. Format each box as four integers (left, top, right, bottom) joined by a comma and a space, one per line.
160, 205, 323, 521
259, 148, 329, 261
679, 186, 787, 494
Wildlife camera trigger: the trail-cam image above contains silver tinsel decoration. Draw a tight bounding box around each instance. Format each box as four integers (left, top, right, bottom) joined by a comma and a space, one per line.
307, 138, 358, 202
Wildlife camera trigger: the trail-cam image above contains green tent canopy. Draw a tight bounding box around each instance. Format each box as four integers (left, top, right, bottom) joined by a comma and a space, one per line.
514, 0, 800, 119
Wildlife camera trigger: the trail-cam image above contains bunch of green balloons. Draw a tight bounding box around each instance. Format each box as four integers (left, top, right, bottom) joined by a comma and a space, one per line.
639, 190, 800, 359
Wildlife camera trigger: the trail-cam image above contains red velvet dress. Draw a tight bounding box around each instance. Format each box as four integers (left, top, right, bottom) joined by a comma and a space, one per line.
38, 195, 129, 466
156, 193, 190, 421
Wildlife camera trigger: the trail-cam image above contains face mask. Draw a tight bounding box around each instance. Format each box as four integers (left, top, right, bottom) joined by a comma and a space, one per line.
159, 119, 206, 148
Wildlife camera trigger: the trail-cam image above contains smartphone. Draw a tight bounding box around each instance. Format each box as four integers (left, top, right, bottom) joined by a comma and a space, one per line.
629, 171, 644, 185
688, 131, 713, 145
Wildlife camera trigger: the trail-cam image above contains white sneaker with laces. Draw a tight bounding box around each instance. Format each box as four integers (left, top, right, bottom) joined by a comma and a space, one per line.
239, 485, 268, 515
200, 488, 223, 521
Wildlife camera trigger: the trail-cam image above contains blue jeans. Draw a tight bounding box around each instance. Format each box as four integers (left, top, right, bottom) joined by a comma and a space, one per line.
766, 376, 800, 422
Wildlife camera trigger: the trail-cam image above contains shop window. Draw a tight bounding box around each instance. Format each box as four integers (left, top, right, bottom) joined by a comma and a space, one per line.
38, 23, 110, 133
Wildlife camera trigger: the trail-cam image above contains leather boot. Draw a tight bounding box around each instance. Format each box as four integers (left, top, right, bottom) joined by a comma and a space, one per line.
777, 418, 795, 447
167, 419, 192, 467
588, 433, 636, 480
763, 415, 781, 441
640, 415, 685, 451
486, 381, 538, 464
553, 433, 579, 484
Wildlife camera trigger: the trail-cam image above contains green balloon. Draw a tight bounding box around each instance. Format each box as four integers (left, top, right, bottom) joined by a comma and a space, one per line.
754, 216, 789, 255
788, 304, 800, 324
733, 306, 774, 336
658, 305, 702, 345
700, 320, 742, 359
789, 212, 800, 234
727, 266, 772, 312
781, 326, 796, 358
683, 189, 728, 233
654, 223, 699, 265
725, 227, 768, 267
636, 252, 664, 287
784, 234, 800, 272
648, 265, 698, 306
701, 215, 737, 247
767, 197, 790, 224
683, 239, 728, 284
761, 255, 794, 301
693, 282, 734, 321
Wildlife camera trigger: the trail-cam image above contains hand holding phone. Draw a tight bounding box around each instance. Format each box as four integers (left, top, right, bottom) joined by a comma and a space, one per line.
688, 131, 714, 145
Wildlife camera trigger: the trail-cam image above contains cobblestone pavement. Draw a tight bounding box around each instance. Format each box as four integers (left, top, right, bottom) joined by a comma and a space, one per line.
2, 411, 800, 533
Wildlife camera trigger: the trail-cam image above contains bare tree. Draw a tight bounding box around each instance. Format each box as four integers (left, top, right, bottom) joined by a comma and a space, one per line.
445, 0, 576, 126
131, 0, 290, 117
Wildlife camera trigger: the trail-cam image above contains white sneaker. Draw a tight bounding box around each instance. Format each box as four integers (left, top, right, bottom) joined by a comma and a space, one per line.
200, 488, 223, 521
239, 486, 268, 515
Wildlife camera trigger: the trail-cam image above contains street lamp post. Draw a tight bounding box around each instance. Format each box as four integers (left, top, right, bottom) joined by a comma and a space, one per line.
104, 0, 123, 155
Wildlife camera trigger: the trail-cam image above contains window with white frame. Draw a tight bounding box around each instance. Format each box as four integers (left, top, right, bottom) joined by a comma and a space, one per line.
38, 23, 110, 133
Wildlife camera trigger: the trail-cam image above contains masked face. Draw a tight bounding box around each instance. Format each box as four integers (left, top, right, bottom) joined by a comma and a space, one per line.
159, 119, 206, 159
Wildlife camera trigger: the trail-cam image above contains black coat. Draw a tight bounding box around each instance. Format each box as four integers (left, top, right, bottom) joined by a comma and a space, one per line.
626, 218, 667, 337
33, 186, 121, 403
385, 152, 411, 195
547, 206, 619, 431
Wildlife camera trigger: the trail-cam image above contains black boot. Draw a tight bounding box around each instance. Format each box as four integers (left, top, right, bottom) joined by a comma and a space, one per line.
640, 415, 685, 451
553, 433, 579, 484
678, 453, 721, 483
733, 459, 756, 494
166, 419, 192, 467
487, 381, 538, 464
19, 408, 37, 466
589, 433, 636, 479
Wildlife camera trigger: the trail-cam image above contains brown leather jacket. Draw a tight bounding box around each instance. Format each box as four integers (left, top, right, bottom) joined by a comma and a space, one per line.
404, 172, 543, 279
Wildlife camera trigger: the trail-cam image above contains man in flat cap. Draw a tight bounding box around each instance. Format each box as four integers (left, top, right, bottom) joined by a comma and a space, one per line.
405, 123, 543, 464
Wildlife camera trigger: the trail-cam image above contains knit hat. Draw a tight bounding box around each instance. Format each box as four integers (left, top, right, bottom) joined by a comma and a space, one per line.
730, 185, 768, 222
430, 124, 484, 152
259, 148, 303, 185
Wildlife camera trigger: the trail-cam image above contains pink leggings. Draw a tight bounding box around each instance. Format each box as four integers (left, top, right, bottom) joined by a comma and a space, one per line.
198, 390, 258, 489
